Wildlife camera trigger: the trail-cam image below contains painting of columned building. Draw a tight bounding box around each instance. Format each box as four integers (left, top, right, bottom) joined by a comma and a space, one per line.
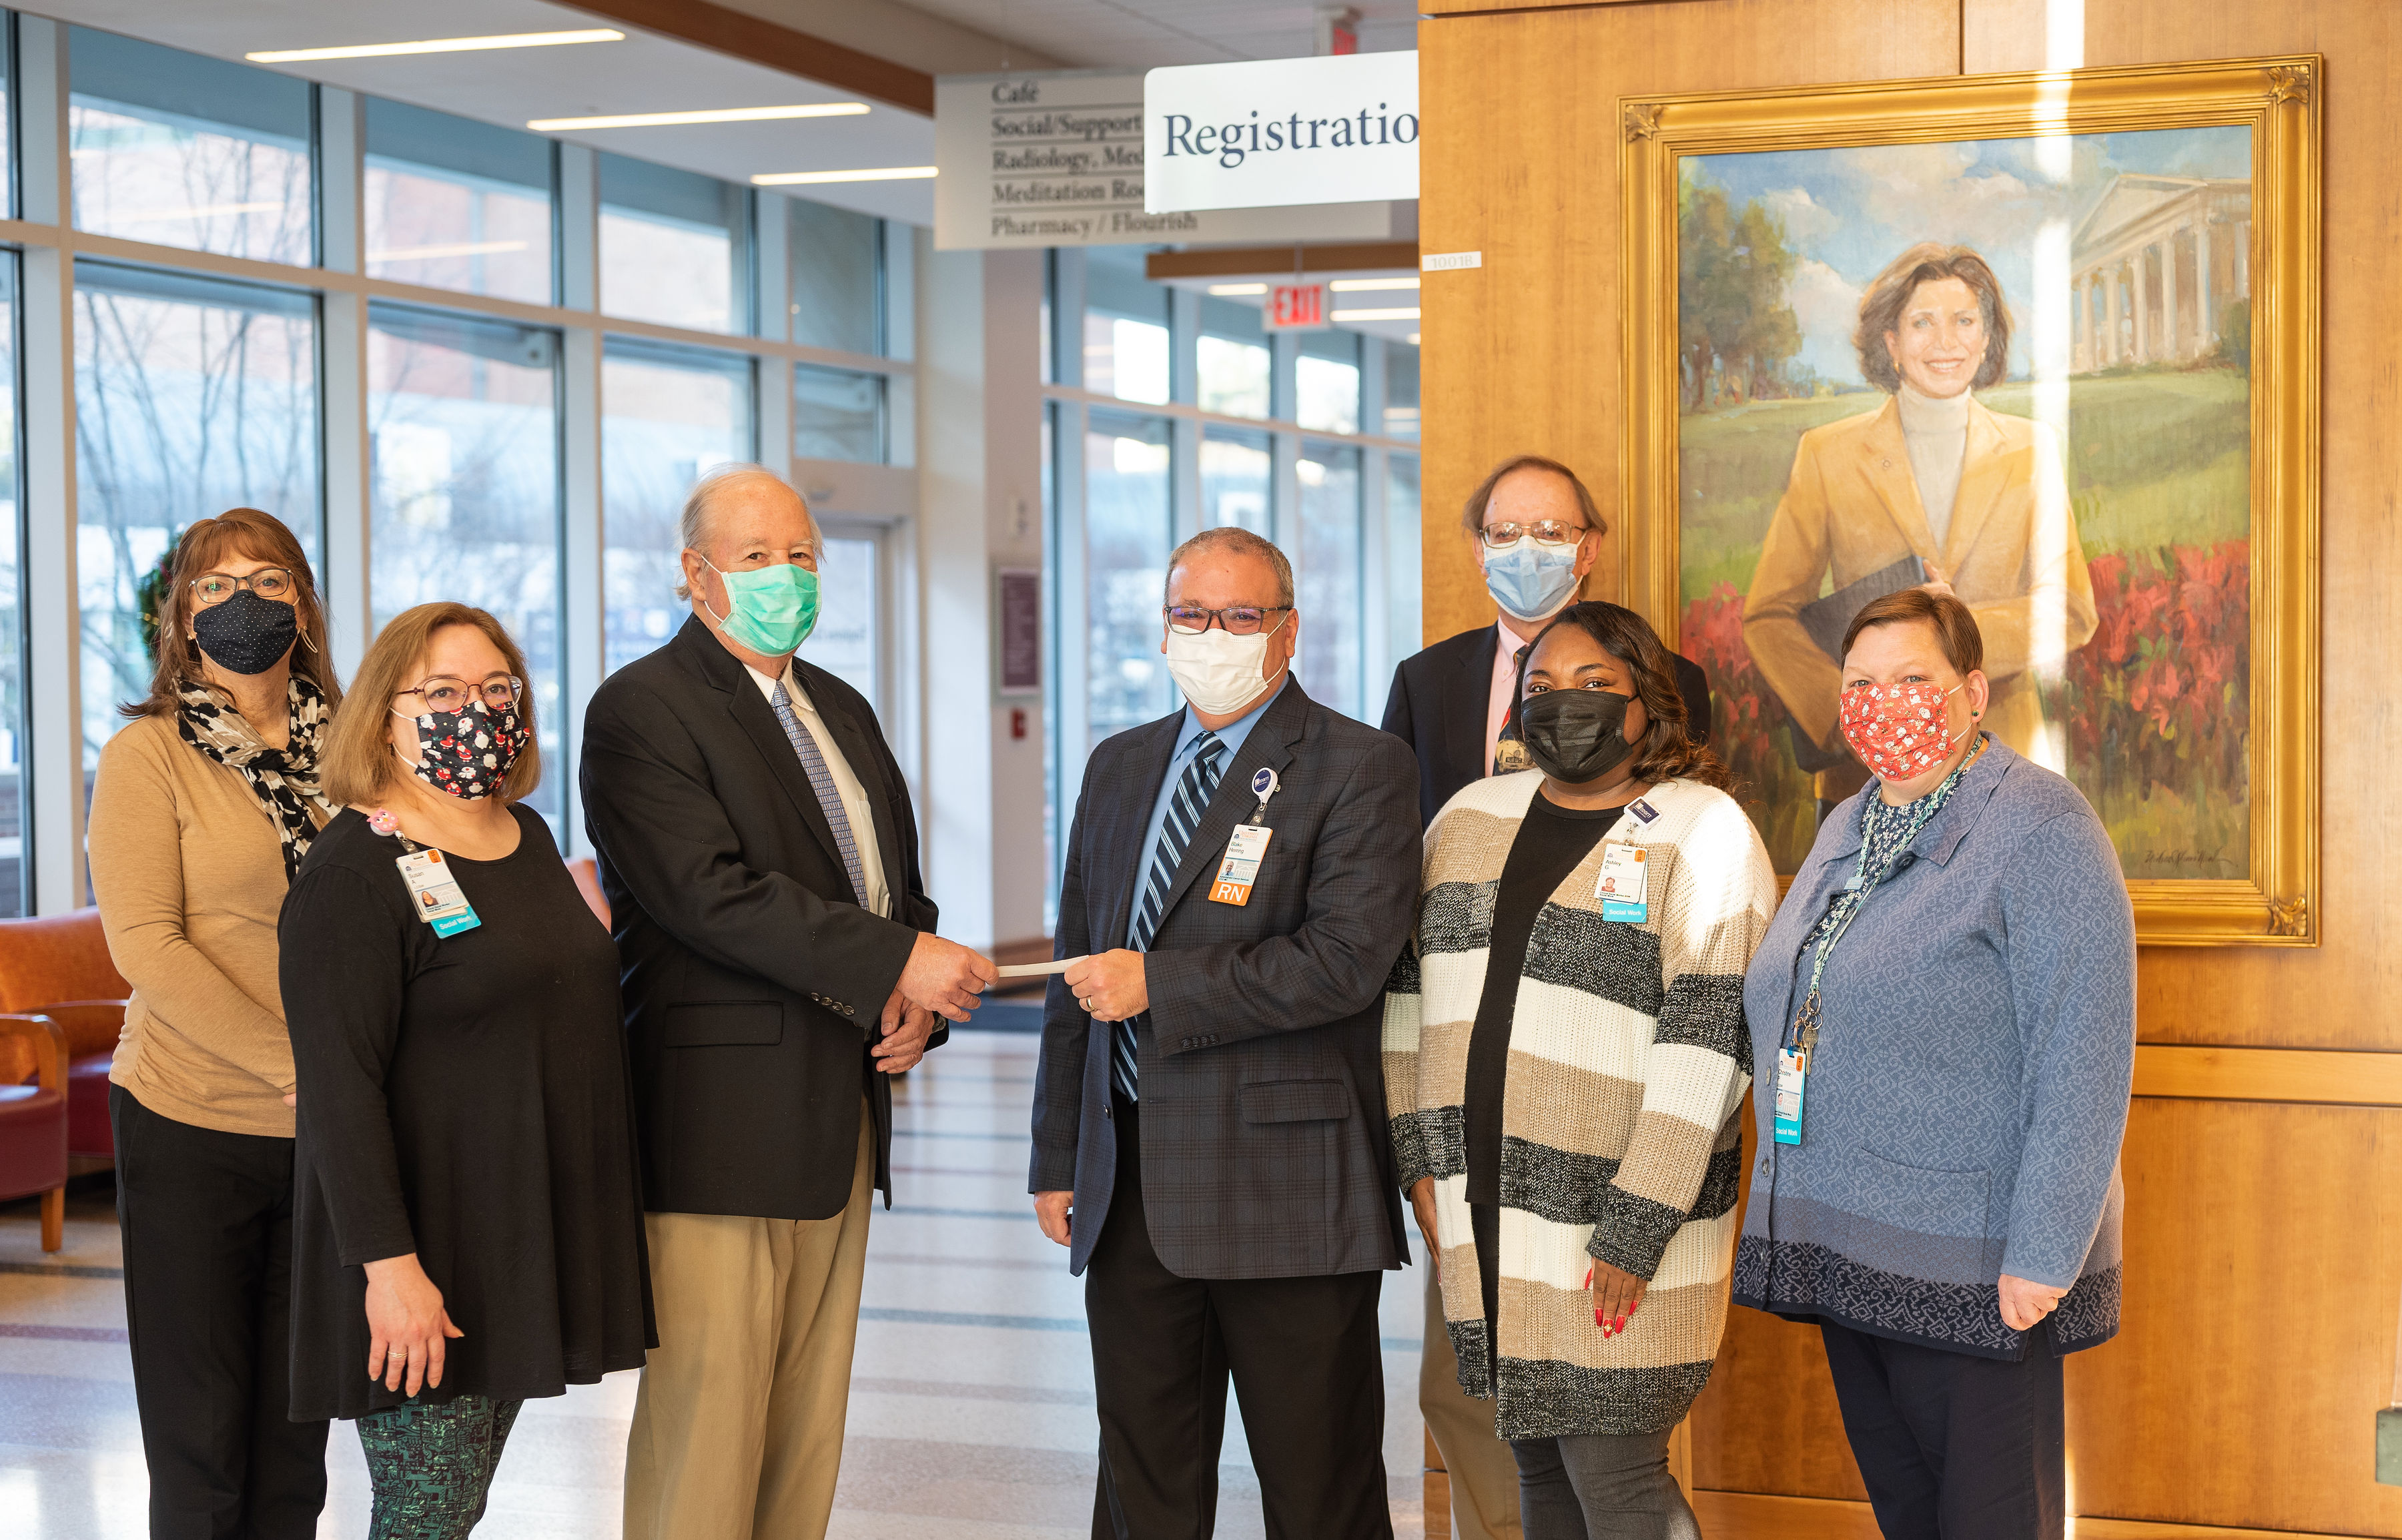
2071, 173, 2251, 372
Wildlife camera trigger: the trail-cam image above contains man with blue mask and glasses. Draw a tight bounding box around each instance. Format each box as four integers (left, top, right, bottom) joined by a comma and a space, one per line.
1376, 454, 1713, 1540
581, 464, 997, 1540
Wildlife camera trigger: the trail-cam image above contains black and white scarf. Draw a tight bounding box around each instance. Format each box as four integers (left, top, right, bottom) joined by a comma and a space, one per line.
175, 678, 337, 881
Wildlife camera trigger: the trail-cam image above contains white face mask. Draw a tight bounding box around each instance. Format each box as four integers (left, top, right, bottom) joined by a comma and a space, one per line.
1162, 613, 1288, 716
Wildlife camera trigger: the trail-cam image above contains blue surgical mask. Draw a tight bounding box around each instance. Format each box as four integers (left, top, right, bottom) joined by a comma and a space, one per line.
1482, 537, 1582, 623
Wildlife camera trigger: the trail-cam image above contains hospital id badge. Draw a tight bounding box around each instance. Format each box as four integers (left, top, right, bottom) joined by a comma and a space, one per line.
1595, 842, 1648, 923
1208, 824, 1273, 905
1772, 1046, 1808, 1144
394, 848, 482, 937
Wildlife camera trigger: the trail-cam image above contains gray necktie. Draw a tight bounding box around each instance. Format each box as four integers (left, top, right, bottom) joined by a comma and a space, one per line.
769, 680, 867, 907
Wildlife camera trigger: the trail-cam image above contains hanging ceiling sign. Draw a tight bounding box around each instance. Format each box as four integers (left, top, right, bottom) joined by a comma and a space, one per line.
933, 69, 1392, 250
1144, 51, 1418, 214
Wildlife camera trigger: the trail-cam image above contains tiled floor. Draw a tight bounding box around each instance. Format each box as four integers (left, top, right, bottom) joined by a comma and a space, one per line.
0, 1026, 1431, 1538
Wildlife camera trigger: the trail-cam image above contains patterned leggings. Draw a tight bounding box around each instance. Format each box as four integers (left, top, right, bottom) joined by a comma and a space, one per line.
355, 1394, 524, 1539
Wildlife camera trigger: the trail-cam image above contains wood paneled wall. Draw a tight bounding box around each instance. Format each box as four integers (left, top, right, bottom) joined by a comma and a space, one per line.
1419, 1, 2402, 1533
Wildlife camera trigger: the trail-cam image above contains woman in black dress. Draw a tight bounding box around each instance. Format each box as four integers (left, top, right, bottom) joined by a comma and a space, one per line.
280, 602, 652, 1539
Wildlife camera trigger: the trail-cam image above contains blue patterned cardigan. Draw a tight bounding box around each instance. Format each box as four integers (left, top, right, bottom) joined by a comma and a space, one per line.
1733, 738, 2136, 1360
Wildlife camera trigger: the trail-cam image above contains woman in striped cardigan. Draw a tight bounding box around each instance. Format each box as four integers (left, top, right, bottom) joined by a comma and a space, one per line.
1384, 603, 1775, 1539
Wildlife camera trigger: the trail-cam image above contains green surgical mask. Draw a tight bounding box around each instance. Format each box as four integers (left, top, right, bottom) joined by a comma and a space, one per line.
701, 556, 819, 655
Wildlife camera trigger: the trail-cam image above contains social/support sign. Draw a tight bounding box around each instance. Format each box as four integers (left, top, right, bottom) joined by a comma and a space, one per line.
1264, 283, 1328, 331
1145, 51, 1418, 214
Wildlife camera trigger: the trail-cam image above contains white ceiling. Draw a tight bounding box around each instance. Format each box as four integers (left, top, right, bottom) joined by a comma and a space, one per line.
21, 0, 1419, 229
23, 0, 949, 223
885, 0, 1420, 67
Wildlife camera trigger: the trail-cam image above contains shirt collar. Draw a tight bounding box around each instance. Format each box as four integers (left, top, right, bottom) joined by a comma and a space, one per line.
1175, 673, 1288, 764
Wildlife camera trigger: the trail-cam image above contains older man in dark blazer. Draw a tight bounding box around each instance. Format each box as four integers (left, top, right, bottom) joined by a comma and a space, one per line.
1032, 526, 1420, 1539
583, 464, 996, 1540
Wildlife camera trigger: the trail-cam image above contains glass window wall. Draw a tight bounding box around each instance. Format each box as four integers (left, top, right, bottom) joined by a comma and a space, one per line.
794, 363, 885, 464
1083, 246, 1170, 405
366, 306, 562, 826
69, 28, 312, 265
1201, 429, 1272, 534
603, 340, 753, 675
1296, 442, 1363, 717
75, 265, 319, 777
789, 200, 881, 356
599, 154, 750, 335
810, 530, 881, 709
1197, 298, 1269, 419
1296, 331, 1362, 436
0, 262, 22, 912
1384, 341, 1421, 442
365, 99, 554, 306
1083, 410, 1174, 753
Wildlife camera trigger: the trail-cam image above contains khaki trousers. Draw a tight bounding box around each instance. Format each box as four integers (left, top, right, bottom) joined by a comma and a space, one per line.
1422, 1268, 1525, 1540
623, 1112, 874, 1540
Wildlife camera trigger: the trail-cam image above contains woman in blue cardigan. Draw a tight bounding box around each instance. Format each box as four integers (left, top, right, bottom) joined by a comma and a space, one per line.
1734, 587, 2134, 1540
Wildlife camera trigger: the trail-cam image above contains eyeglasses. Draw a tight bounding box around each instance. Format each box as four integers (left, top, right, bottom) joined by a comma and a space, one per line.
1165, 606, 1290, 636
191, 568, 296, 605
398, 674, 522, 714
1479, 520, 1587, 548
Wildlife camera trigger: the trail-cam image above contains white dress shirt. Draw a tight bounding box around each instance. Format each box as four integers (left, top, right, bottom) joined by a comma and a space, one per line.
746, 661, 891, 919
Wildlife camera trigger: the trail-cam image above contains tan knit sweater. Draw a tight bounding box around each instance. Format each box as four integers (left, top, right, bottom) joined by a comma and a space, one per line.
91, 712, 320, 1138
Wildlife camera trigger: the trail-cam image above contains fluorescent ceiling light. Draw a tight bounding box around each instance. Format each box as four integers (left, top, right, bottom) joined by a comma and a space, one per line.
1407, 332, 1421, 346
1207, 283, 1268, 296
116, 200, 284, 224
1332, 306, 1422, 322
529, 103, 869, 131
369, 240, 529, 262
751, 166, 937, 185
1329, 276, 1420, 292
248, 29, 623, 63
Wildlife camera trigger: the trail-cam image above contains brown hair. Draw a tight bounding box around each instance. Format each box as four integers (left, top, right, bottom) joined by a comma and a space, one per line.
1840, 587, 1985, 676
1517, 601, 1737, 792
321, 603, 541, 807
123, 508, 341, 718
1854, 242, 2013, 394
1459, 454, 1607, 540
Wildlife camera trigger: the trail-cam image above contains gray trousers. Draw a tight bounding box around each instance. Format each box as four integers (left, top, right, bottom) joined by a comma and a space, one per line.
1507, 1429, 1698, 1540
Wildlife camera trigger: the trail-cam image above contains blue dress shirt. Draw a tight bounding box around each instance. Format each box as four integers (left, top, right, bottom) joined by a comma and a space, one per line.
1123, 675, 1288, 949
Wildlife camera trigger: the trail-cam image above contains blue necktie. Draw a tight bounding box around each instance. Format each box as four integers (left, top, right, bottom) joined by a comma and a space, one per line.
1115, 731, 1226, 1102
770, 680, 868, 907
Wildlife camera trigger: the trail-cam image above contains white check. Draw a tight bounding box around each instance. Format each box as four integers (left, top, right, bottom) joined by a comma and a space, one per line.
995, 956, 1091, 980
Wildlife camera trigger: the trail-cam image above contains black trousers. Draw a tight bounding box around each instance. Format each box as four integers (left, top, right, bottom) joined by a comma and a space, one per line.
112, 1086, 329, 1540
1084, 1098, 1393, 1540
1819, 1321, 2065, 1540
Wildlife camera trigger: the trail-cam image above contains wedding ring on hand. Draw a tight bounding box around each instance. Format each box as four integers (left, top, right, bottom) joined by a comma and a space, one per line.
1079, 996, 1093, 1012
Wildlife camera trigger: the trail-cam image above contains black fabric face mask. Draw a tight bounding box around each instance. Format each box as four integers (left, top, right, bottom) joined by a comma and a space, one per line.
191, 590, 299, 676
1518, 687, 1637, 784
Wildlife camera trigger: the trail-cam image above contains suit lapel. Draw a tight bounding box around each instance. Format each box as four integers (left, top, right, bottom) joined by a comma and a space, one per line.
1447, 627, 1501, 783
1861, 397, 1941, 564
1150, 679, 1309, 925
680, 621, 846, 875
1101, 713, 1185, 951
1940, 399, 2013, 574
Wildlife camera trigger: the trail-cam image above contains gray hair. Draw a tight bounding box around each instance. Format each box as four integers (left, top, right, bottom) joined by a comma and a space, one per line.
1164, 526, 1294, 609
675, 462, 818, 601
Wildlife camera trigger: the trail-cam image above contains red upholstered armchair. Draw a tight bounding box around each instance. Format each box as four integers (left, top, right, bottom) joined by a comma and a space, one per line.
0, 910, 132, 1165
0, 1013, 67, 1250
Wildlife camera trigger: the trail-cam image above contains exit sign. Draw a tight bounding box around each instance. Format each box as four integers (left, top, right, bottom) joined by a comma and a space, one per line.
1265, 282, 1328, 331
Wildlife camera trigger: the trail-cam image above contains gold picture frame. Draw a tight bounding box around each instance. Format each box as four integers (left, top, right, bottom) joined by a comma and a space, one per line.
1618, 56, 2320, 946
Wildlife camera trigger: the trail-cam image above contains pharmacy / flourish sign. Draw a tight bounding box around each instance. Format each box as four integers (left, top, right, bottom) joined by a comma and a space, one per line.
1144, 51, 1418, 214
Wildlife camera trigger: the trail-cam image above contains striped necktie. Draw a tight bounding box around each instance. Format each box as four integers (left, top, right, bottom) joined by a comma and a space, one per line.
769, 679, 869, 907
1114, 730, 1226, 1102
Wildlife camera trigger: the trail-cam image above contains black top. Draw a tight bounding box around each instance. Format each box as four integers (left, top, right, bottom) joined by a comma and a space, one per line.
281, 805, 655, 1421
1380, 624, 1713, 828
1463, 793, 1625, 1206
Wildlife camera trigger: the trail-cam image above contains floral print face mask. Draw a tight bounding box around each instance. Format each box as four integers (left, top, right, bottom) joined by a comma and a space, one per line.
391, 697, 528, 800
1839, 680, 1962, 782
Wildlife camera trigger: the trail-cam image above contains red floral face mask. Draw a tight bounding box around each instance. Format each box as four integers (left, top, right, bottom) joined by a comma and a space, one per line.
1839, 681, 1962, 782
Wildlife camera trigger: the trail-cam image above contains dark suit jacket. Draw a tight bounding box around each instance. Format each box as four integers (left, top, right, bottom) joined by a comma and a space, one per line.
580, 616, 941, 1222
1380, 623, 1716, 827
1031, 679, 1420, 1281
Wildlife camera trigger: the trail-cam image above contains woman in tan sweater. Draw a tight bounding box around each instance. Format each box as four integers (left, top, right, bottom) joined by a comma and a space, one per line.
89, 508, 344, 1539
